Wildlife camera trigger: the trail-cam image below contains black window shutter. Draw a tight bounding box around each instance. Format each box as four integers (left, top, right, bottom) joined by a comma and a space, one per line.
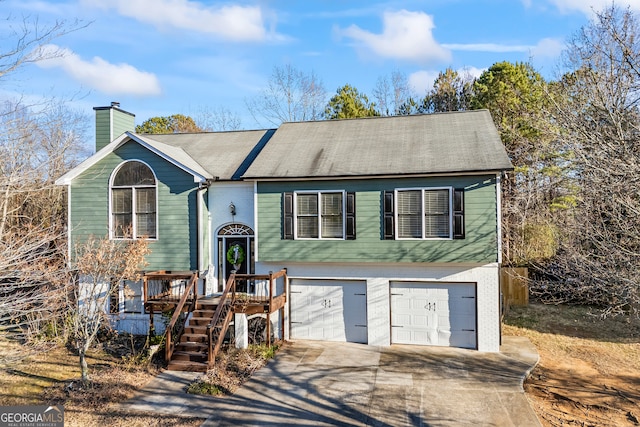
383, 191, 395, 239
345, 192, 356, 240
283, 192, 294, 240
453, 189, 465, 239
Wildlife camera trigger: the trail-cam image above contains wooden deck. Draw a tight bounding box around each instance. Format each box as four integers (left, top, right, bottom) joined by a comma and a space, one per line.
145, 293, 287, 315
142, 269, 288, 371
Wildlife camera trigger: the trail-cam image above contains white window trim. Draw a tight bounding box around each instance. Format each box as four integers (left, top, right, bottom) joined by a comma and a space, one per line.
293, 190, 346, 240
394, 187, 454, 240
109, 159, 159, 241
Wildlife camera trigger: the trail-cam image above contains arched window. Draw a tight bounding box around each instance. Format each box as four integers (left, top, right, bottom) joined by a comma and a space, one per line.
110, 161, 157, 239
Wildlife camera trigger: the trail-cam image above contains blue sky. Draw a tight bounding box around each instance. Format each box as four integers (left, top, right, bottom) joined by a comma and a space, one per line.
3, 0, 640, 129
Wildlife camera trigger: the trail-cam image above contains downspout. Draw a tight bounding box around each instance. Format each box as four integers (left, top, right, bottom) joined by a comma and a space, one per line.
197, 185, 202, 274
66, 185, 72, 268
496, 172, 503, 265
197, 179, 214, 275
253, 180, 258, 262
197, 185, 205, 274
496, 172, 503, 346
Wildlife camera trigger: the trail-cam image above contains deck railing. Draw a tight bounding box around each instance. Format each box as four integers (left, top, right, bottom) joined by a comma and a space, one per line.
206, 272, 237, 368
143, 271, 195, 304
164, 273, 198, 362
206, 269, 288, 367
233, 269, 287, 303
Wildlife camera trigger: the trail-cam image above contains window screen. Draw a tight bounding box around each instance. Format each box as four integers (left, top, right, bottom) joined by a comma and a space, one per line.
396, 189, 451, 239
111, 161, 157, 239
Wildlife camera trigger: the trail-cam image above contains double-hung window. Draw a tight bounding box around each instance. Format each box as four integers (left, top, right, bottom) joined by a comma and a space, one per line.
110, 161, 157, 239
283, 191, 356, 240
385, 187, 464, 240
296, 192, 344, 239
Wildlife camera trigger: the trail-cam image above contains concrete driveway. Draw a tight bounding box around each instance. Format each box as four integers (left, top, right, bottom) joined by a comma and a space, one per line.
200, 337, 540, 426
120, 337, 541, 426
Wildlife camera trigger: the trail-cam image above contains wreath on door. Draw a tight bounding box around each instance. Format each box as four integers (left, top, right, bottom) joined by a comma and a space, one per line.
226, 244, 245, 265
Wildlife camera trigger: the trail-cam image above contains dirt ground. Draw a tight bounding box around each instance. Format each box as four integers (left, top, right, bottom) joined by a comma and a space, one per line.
0, 337, 203, 427
503, 303, 640, 427
0, 334, 274, 426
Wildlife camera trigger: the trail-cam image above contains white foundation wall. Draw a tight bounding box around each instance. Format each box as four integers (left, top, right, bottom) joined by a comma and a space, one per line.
78, 275, 167, 336
255, 262, 501, 352
207, 182, 255, 295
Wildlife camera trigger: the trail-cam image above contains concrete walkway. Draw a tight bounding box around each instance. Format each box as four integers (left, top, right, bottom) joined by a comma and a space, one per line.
118, 337, 541, 426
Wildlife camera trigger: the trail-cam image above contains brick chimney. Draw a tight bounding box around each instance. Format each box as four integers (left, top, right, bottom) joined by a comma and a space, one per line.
93, 102, 135, 152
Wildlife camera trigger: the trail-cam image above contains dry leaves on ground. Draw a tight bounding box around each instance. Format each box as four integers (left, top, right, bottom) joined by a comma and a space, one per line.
503, 303, 640, 427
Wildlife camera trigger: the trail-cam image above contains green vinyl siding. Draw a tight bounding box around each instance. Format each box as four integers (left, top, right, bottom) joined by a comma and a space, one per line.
257, 176, 498, 264
94, 108, 135, 152
70, 141, 198, 271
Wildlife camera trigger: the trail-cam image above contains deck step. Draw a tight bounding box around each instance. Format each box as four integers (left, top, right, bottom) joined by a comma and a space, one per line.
191, 310, 216, 318
197, 301, 219, 309
188, 317, 213, 326
171, 350, 208, 362
175, 341, 208, 352
184, 325, 208, 334
181, 333, 208, 343
167, 359, 209, 372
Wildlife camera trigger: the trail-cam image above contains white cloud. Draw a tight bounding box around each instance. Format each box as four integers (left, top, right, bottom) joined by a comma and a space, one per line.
337, 10, 451, 64
81, 0, 269, 42
443, 37, 564, 58
443, 43, 531, 53
531, 37, 565, 58
408, 70, 440, 94
546, 0, 640, 15
409, 66, 486, 95
36, 44, 162, 96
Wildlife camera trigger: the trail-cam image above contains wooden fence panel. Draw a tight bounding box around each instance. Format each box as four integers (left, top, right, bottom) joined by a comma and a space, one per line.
501, 267, 529, 313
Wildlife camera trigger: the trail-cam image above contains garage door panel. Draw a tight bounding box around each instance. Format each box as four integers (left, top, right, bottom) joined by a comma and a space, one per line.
390, 282, 476, 349
290, 280, 367, 344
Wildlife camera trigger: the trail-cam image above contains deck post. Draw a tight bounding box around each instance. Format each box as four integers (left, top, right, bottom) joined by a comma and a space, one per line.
143, 275, 148, 305
235, 313, 248, 349
268, 272, 275, 347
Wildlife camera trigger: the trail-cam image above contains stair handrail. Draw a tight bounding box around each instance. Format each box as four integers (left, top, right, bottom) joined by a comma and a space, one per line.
165, 272, 198, 363
207, 272, 237, 368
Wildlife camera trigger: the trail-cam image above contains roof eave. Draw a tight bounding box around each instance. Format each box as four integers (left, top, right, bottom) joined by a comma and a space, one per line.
54, 133, 131, 185
54, 132, 214, 185
128, 133, 212, 183
243, 167, 515, 182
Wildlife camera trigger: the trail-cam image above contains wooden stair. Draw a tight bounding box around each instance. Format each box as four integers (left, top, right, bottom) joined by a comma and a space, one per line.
167, 300, 220, 372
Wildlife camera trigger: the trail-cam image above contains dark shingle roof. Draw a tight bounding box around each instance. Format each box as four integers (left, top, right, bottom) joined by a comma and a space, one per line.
243, 110, 512, 179
138, 129, 273, 180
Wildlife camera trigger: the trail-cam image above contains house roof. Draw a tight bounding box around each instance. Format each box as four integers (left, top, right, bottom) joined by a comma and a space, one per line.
242, 110, 513, 179
56, 110, 512, 186
139, 129, 274, 180
55, 129, 274, 185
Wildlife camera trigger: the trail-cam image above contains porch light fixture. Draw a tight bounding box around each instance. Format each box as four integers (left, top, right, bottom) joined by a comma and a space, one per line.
229, 202, 236, 216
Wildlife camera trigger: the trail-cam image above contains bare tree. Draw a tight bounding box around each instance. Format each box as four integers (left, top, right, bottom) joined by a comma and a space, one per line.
71, 235, 149, 381
0, 99, 89, 351
246, 64, 327, 127
372, 71, 412, 116
0, 6, 85, 80
191, 105, 242, 131
535, 4, 640, 317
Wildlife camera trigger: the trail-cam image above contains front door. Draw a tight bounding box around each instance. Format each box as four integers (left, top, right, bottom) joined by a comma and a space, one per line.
217, 223, 255, 292
225, 238, 248, 277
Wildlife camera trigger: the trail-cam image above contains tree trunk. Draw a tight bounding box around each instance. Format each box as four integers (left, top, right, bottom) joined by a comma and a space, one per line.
79, 343, 90, 382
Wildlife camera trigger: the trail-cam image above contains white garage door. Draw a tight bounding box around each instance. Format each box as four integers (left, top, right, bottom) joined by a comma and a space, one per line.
390, 282, 476, 349
290, 279, 367, 343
